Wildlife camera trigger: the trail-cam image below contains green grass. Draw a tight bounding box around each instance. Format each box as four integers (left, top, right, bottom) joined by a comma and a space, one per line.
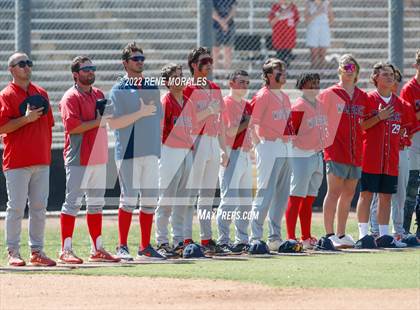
1, 213, 419, 289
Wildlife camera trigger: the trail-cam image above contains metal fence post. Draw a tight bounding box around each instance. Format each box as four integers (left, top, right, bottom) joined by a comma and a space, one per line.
15, 0, 31, 56
389, 0, 404, 73
197, 0, 213, 49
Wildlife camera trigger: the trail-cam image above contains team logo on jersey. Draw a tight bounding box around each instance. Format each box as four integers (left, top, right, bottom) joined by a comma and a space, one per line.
272, 110, 289, 120
307, 115, 328, 128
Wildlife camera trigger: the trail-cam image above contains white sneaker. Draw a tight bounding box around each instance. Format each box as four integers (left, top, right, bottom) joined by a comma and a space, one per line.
301, 237, 317, 250
392, 238, 407, 248
335, 234, 355, 248
267, 239, 282, 252
328, 235, 341, 248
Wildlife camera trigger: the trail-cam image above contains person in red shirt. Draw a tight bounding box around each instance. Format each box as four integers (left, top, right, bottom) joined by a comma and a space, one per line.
268, 0, 300, 67
321, 54, 369, 248
286, 73, 324, 249
155, 63, 195, 258
0, 52, 56, 267
400, 49, 420, 238
183, 47, 229, 255
216, 70, 253, 254
58, 56, 120, 264
356, 62, 417, 248
249, 58, 292, 252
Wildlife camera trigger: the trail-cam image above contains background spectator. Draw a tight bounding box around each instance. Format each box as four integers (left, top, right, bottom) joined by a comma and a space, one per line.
212, 0, 237, 71
268, 0, 300, 67
305, 0, 334, 68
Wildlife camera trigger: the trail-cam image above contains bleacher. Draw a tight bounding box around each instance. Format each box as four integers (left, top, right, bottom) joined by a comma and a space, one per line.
0, 0, 419, 148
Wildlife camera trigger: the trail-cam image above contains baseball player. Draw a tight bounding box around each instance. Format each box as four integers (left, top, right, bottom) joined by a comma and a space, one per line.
155, 63, 195, 258
249, 58, 292, 252
369, 68, 410, 245
400, 49, 420, 238
356, 62, 416, 247
216, 70, 253, 254
322, 54, 369, 248
108, 42, 165, 260
285, 73, 325, 249
183, 47, 229, 254
0, 52, 56, 266
58, 56, 120, 264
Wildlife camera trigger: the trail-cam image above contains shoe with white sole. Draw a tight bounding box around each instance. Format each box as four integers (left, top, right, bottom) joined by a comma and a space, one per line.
267, 239, 282, 252
335, 234, 355, 248
301, 237, 318, 250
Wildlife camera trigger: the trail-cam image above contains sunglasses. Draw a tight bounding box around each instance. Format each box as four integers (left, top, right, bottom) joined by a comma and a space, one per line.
79, 66, 96, 72
199, 57, 213, 66
342, 63, 356, 73
128, 55, 146, 62
12, 60, 33, 68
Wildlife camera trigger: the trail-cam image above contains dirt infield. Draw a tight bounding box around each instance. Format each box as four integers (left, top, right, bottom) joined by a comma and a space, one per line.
0, 274, 418, 310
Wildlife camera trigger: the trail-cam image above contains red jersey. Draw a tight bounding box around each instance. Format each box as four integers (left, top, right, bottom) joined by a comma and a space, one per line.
59, 86, 108, 166
400, 77, 420, 134
0, 82, 54, 171
268, 3, 300, 50
292, 96, 330, 151
322, 84, 369, 166
184, 80, 224, 136
362, 91, 416, 176
161, 92, 195, 149
250, 86, 292, 142
222, 95, 253, 151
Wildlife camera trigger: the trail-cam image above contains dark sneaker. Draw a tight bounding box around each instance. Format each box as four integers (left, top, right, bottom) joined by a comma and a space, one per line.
230, 243, 250, 255
157, 243, 179, 259
136, 245, 166, 260
217, 243, 232, 255
30, 250, 56, 267
173, 242, 185, 257
202, 239, 230, 256
116, 245, 133, 261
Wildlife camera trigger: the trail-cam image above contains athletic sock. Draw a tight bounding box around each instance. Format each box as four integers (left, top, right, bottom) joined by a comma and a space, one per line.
60, 213, 76, 250
201, 239, 210, 246
118, 208, 132, 246
87, 213, 102, 251
358, 223, 369, 239
139, 211, 154, 251
299, 196, 316, 240
285, 196, 303, 240
379, 224, 389, 237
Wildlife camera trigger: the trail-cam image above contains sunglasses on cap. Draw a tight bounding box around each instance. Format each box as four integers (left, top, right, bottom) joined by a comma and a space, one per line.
12, 60, 33, 68
199, 57, 213, 66
342, 63, 356, 73
78, 66, 96, 72
128, 55, 146, 62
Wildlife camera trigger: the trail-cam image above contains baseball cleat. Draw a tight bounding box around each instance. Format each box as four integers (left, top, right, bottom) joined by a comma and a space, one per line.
230, 243, 250, 255
89, 248, 121, 263
58, 249, 83, 264
301, 237, 318, 250
8, 250, 26, 267
157, 243, 180, 259
116, 245, 133, 261
30, 250, 56, 267
267, 239, 282, 252
136, 245, 166, 260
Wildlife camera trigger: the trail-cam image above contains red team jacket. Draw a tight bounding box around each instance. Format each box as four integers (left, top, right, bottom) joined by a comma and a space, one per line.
361, 91, 416, 176
0, 82, 54, 171
222, 95, 253, 151
400, 77, 420, 135
250, 86, 292, 142
184, 81, 224, 137
322, 84, 369, 167
161, 92, 195, 149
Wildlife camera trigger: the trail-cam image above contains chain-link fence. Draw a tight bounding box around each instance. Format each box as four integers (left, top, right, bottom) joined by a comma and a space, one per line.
0, 0, 419, 148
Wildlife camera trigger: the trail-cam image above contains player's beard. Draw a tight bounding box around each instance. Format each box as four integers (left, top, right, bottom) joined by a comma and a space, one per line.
79, 74, 95, 86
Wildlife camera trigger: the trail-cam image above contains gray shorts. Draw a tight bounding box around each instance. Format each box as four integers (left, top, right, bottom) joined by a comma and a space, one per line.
326, 160, 361, 180
290, 153, 324, 197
